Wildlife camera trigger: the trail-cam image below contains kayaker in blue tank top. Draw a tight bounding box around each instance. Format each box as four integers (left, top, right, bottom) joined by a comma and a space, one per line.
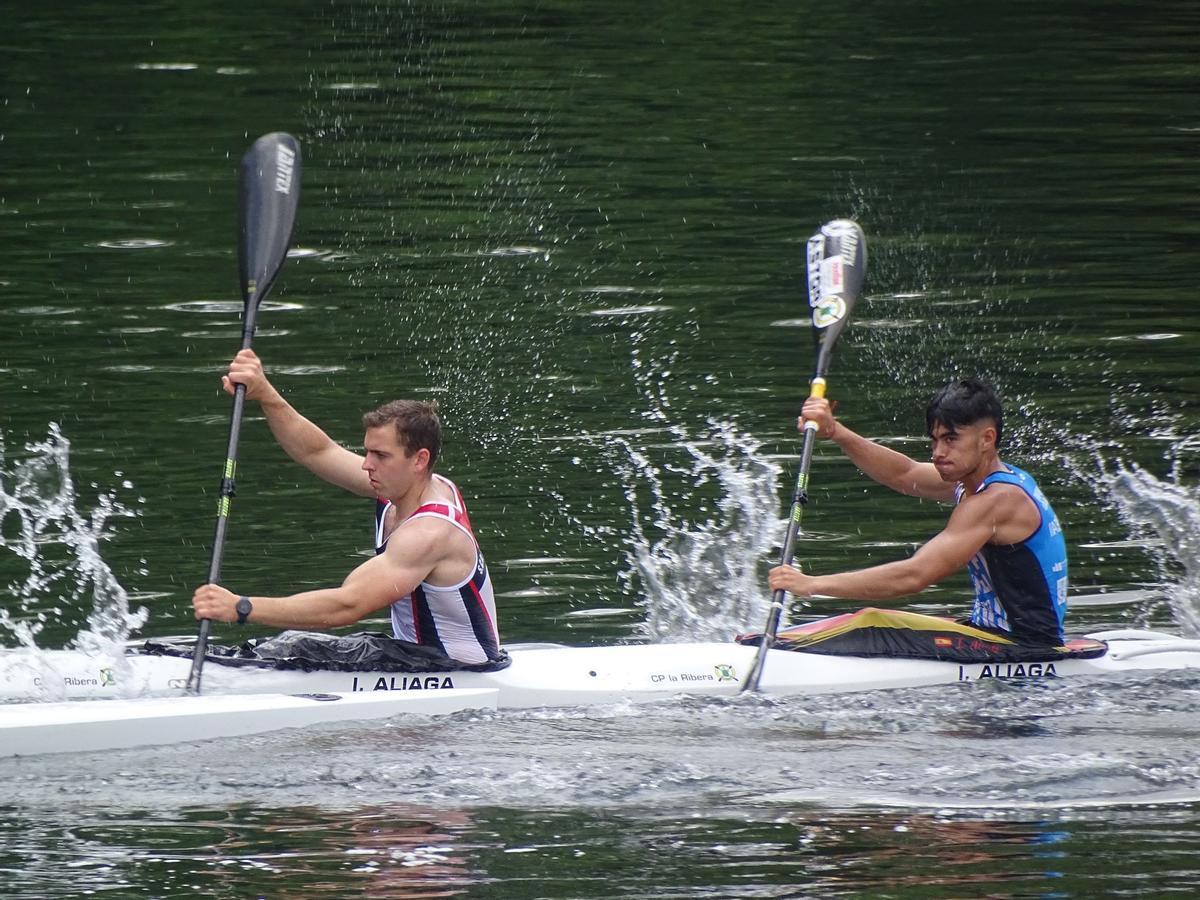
956, 464, 1068, 643
768, 377, 1070, 645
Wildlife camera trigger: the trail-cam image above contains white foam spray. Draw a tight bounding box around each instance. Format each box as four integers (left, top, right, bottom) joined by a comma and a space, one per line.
603, 418, 784, 643
0, 425, 147, 654
1107, 456, 1200, 637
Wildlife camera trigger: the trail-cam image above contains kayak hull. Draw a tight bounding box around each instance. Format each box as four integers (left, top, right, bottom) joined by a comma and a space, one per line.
0, 688, 499, 758
4, 632, 1200, 708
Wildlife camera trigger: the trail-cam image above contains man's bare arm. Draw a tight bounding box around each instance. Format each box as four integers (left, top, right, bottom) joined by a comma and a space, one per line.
192, 520, 442, 627
226, 349, 373, 497
802, 396, 952, 501
768, 491, 999, 599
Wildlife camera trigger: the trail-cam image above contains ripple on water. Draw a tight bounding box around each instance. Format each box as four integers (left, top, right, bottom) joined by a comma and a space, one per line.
6, 306, 82, 316
793, 529, 854, 543
180, 328, 293, 340
578, 285, 660, 295
930, 297, 986, 307
287, 246, 334, 259
110, 326, 169, 335
483, 245, 548, 257
1102, 333, 1182, 342
164, 300, 306, 314
494, 587, 559, 598
855, 318, 926, 330
1079, 539, 1163, 549
1061, 589, 1160, 608
270, 365, 347, 376
559, 607, 637, 619
586, 305, 673, 316
134, 62, 199, 71
93, 239, 173, 250
501, 557, 589, 567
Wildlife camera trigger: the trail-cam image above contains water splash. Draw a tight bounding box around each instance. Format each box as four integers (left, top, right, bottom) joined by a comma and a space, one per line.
1108, 460, 1200, 637
0, 425, 147, 652
604, 419, 783, 643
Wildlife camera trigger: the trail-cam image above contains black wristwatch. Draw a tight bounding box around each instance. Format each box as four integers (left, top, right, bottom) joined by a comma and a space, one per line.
235, 595, 253, 625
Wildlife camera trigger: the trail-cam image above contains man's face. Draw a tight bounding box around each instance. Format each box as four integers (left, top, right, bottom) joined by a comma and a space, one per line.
361, 425, 428, 500
928, 420, 996, 482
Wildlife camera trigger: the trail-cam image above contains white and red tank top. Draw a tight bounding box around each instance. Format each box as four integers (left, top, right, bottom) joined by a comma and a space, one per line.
374, 474, 501, 664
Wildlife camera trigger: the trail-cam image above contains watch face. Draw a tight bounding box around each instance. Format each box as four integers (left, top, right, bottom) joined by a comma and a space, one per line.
236, 597, 252, 620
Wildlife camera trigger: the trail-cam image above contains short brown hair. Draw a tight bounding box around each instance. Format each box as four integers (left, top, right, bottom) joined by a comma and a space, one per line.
362, 399, 442, 467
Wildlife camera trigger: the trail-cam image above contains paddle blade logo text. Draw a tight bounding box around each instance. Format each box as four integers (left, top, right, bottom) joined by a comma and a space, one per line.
806, 232, 825, 308
275, 145, 296, 194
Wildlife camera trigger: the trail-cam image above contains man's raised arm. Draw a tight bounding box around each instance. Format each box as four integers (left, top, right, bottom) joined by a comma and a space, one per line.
225, 349, 373, 497
801, 396, 953, 502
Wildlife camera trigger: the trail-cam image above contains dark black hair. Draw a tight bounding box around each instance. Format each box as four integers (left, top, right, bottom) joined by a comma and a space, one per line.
925, 378, 1004, 448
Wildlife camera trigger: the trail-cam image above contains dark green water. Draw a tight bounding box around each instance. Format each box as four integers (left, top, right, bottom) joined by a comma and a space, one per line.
3, 1, 1200, 896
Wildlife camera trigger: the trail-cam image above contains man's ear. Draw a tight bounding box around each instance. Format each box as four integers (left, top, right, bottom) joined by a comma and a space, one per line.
414, 447, 432, 471
981, 424, 998, 452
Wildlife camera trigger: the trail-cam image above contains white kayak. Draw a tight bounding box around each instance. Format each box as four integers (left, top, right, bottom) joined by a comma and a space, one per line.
0, 688, 498, 758
3, 629, 1200, 709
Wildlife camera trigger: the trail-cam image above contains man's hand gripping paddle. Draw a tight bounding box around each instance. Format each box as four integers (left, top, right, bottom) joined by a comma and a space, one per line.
740, 219, 867, 693
186, 133, 302, 693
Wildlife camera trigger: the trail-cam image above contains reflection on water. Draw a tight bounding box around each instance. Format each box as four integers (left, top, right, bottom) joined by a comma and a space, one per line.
1, 804, 484, 899
5, 798, 1200, 898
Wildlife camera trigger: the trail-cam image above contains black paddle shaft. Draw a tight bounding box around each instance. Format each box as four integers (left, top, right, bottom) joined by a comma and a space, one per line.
186, 133, 302, 693
741, 219, 866, 693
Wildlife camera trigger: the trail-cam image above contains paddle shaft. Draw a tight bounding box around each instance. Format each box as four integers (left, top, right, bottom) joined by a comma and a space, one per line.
185, 312, 260, 692
740, 376, 827, 692
186, 132, 301, 693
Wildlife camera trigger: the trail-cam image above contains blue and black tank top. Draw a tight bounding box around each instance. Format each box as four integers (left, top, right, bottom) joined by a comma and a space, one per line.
956, 464, 1069, 644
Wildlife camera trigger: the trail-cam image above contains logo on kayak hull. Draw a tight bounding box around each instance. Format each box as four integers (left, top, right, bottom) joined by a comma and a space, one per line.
650, 664, 739, 685
52, 669, 119, 689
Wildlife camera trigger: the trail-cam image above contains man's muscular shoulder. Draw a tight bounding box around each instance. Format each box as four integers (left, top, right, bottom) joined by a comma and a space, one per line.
970, 481, 1041, 544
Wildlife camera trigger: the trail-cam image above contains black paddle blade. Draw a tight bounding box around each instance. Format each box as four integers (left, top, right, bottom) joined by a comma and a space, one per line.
806, 218, 866, 372
238, 132, 301, 308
